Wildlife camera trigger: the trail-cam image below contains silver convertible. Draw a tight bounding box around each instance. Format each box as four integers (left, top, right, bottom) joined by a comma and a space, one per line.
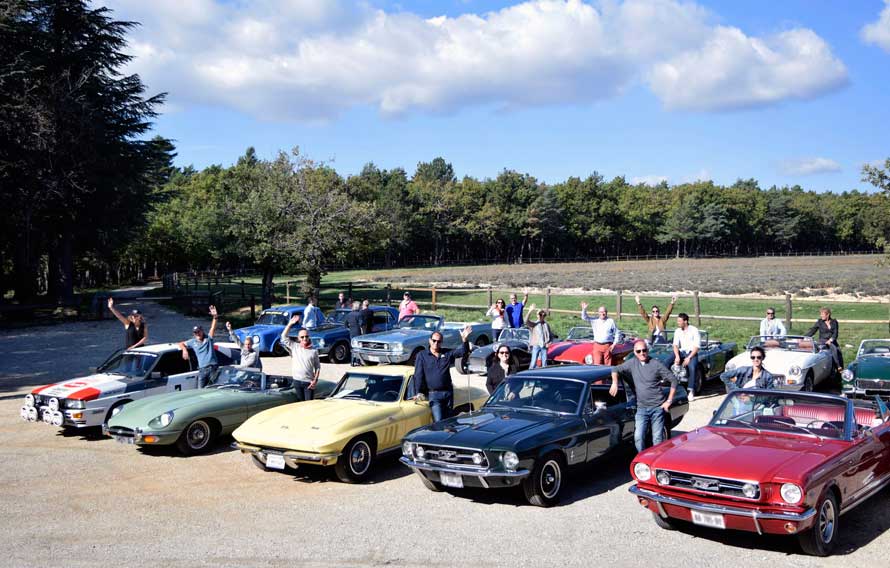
724, 336, 836, 391
350, 315, 492, 365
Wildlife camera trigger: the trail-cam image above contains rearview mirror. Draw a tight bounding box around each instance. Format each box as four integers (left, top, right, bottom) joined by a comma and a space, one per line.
150, 371, 162, 379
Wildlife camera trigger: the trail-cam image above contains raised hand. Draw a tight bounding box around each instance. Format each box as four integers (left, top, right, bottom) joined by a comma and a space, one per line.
671, 295, 677, 304
460, 325, 472, 342
634, 294, 640, 304
225, 321, 233, 331
581, 302, 588, 310
107, 297, 114, 309
209, 305, 218, 318
289, 314, 300, 326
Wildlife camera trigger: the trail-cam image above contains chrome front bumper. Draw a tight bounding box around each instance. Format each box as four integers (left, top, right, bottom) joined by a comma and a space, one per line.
234, 442, 340, 467
400, 456, 530, 478
351, 349, 409, 364
629, 485, 816, 535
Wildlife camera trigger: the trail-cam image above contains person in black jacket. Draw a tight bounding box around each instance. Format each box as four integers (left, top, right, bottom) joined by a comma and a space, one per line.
344, 301, 364, 366
360, 299, 374, 335
806, 307, 843, 372
486, 345, 517, 394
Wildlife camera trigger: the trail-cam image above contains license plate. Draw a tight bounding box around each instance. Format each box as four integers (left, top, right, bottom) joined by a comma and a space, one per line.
366, 355, 382, 362
265, 453, 285, 470
113, 435, 134, 445
440, 472, 464, 488
691, 510, 725, 529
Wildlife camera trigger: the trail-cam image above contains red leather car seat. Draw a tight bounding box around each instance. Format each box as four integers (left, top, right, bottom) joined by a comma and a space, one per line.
781, 404, 877, 427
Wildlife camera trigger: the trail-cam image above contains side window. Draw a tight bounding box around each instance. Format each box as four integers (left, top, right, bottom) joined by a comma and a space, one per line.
373, 312, 392, 328
154, 352, 192, 377
403, 375, 415, 400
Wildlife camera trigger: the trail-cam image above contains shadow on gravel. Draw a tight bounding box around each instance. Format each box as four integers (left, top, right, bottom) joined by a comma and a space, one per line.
133, 435, 239, 457
254, 452, 413, 485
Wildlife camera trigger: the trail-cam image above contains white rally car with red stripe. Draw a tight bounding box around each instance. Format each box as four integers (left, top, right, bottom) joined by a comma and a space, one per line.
20, 342, 240, 429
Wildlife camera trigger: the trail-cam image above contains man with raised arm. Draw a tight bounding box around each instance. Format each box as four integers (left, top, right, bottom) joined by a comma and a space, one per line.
107, 297, 148, 349
179, 305, 220, 388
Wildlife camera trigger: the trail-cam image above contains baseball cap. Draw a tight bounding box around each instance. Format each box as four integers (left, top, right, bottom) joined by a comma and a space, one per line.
192, 325, 204, 333
131, 309, 142, 316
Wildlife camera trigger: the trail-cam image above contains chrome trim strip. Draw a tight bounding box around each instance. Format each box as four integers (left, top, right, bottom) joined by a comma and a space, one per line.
400, 456, 529, 478
629, 485, 816, 523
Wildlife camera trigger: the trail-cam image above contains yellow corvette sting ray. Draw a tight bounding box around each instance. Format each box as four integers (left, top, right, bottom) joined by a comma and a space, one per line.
233, 365, 489, 482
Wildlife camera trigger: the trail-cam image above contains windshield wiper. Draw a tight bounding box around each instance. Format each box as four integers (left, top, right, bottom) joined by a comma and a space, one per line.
718, 418, 761, 433
337, 394, 367, 400
775, 423, 823, 439
515, 405, 557, 414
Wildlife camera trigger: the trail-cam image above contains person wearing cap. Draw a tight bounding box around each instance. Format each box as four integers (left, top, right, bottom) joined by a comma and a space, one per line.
179, 305, 220, 388
524, 303, 552, 369
225, 321, 262, 370
281, 314, 321, 400
107, 297, 148, 349
634, 294, 676, 343
398, 292, 420, 321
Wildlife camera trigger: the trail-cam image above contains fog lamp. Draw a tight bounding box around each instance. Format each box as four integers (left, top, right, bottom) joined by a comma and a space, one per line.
656, 470, 671, 485
471, 452, 484, 465
415, 446, 426, 459
742, 483, 758, 498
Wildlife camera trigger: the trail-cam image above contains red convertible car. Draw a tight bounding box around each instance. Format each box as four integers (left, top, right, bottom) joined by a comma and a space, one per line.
629, 389, 890, 556
546, 326, 636, 365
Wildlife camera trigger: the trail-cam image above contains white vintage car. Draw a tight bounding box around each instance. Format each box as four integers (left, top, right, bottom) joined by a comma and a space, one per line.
20, 342, 239, 429
724, 336, 836, 391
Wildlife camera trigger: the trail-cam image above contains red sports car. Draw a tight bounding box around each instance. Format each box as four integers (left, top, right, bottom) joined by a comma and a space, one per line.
546, 326, 636, 365
629, 389, 890, 556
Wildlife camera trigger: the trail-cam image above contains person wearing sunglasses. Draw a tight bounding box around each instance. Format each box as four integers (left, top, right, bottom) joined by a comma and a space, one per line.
178, 305, 220, 388
410, 325, 473, 421
634, 294, 676, 343
486, 298, 508, 339
524, 303, 552, 369
720, 346, 775, 393
280, 314, 321, 401
610, 339, 677, 453
486, 346, 517, 394
759, 307, 786, 338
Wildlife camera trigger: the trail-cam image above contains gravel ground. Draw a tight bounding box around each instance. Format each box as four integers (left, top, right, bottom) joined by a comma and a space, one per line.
2, 296, 890, 567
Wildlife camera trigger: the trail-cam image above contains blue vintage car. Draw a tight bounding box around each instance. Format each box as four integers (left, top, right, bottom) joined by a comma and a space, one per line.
351, 314, 493, 365
233, 305, 306, 356
294, 306, 400, 364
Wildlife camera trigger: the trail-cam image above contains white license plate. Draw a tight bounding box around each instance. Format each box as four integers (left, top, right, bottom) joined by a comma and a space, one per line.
691, 510, 725, 529
113, 435, 134, 445
440, 472, 464, 488
265, 453, 285, 470
366, 355, 382, 362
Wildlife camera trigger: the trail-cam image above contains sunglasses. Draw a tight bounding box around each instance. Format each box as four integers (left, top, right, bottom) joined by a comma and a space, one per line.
497, 351, 510, 355
635, 348, 649, 353
766, 312, 775, 316
298, 336, 310, 340
430, 339, 443, 344
750, 355, 763, 360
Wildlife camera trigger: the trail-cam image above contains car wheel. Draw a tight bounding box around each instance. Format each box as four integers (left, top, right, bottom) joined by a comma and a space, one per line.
272, 341, 288, 357
334, 436, 376, 483
798, 491, 839, 556
803, 372, 814, 392
652, 511, 679, 530
331, 341, 350, 364
694, 366, 705, 395
418, 474, 443, 492
522, 453, 564, 507
176, 419, 216, 455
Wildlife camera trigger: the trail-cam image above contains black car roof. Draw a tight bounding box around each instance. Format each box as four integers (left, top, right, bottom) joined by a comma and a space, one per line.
513, 365, 613, 382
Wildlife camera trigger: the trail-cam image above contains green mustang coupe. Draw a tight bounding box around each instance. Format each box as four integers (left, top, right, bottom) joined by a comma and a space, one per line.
104, 366, 335, 455
842, 339, 890, 398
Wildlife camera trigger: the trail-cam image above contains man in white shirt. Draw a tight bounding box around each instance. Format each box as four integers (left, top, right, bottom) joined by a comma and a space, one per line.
580, 303, 620, 365
301, 296, 325, 330
759, 307, 786, 338
672, 313, 701, 401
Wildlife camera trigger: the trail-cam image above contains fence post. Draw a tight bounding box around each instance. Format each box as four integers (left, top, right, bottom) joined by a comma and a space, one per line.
693, 291, 701, 327
286, 281, 290, 304
431, 287, 437, 311
546, 287, 551, 313
785, 293, 793, 331
385, 284, 391, 306
347, 282, 353, 301
241, 280, 245, 299
487, 288, 493, 307
250, 295, 255, 320
616, 291, 622, 322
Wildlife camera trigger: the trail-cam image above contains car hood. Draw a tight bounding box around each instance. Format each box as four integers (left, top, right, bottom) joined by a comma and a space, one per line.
107, 388, 250, 427
309, 323, 346, 335
405, 409, 561, 449
233, 398, 396, 450
853, 357, 890, 380
238, 324, 284, 337
360, 329, 429, 342
640, 426, 846, 483
34, 373, 132, 401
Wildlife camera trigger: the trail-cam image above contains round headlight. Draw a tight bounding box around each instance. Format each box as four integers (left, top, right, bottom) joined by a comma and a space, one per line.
742, 483, 758, 499
633, 462, 652, 481
24, 394, 35, 408
841, 369, 853, 382
111, 405, 124, 417
584, 354, 593, 364
472, 452, 484, 465
780, 483, 802, 504
393, 343, 405, 353
502, 451, 519, 470
402, 441, 414, 457
48, 398, 60, 412
159, 411, 174, 427
253, 335, 261, 345
788, 365, 802, 376
415, 445, 426, 459
656, 470, 671, 485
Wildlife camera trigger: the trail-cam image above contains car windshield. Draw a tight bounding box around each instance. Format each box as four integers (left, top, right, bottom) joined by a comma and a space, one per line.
497, 328, 530, 342
331, 373, 405, 402
98, 352, 157, 377
566, 327, 594, 340
397, 315, 441, 331
487, 377, 584, 414
859, 340, 890, 357
325, 310, 350, 324
208, 367, 264, 391
746, 335, 815, 353
255, 312, 291, 326
711, 391, 850, 439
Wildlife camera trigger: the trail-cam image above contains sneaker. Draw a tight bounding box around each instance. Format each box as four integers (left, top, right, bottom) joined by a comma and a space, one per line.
687, 393, 696, 402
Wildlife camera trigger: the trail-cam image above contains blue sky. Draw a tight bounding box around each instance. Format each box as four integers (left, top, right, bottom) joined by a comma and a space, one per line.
104, 0, 890, 192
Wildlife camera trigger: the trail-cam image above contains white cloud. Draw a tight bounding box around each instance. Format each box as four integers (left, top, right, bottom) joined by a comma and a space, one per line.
681, 168, 711, 183
862, 0, 890, 52
780, 157, 842, 176
102, 0, 849, 121
631, 174, 669, 186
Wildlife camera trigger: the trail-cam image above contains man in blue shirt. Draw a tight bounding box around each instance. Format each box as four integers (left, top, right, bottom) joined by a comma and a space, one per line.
505, 290, 529, 328
179, 305, 220, 387
410, 325, 473, 422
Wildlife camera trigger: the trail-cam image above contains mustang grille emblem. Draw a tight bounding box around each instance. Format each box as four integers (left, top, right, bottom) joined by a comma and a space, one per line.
437, 450, 458, 461
691, 477, 719, 491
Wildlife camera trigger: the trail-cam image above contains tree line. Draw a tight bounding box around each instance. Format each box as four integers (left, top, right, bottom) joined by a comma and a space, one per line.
2, 1, 889, 307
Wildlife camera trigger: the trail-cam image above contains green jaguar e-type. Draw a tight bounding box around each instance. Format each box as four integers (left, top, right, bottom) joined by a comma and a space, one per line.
104, 366, 335, 455
842, 339, 890, 398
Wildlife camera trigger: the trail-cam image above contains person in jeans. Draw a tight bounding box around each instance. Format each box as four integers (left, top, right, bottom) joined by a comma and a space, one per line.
525, 304, 552, 369
486, 298, 507, 339
179, 305, 220, 388
806, 307, 843, 372
344, 301, 365, 366
281, 315, 321, 401
225, 321, 262, 370
410, 325, 473, 421
672, 313, 701, 400
610, 340, 677, 453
